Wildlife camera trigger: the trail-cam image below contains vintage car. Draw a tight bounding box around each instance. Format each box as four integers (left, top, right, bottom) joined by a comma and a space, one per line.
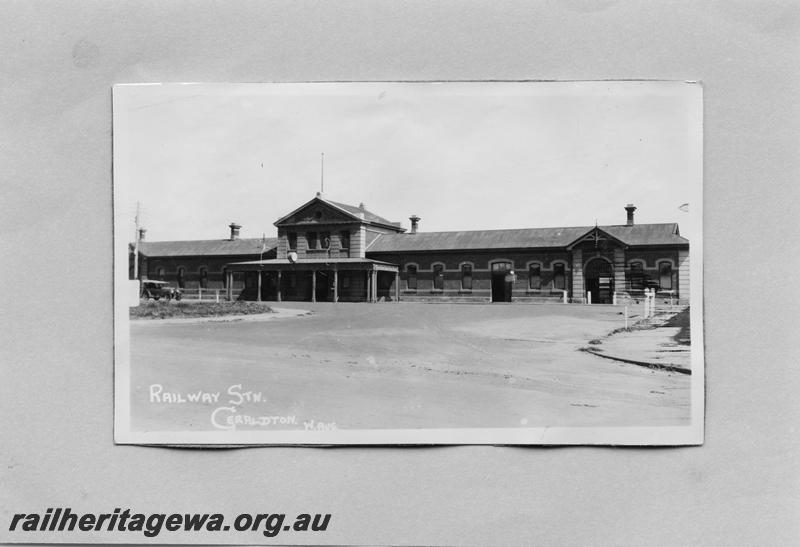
140, 280, 182, 301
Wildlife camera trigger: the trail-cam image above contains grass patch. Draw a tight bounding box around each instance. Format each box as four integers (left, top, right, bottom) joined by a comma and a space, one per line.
131, 301, 274, 320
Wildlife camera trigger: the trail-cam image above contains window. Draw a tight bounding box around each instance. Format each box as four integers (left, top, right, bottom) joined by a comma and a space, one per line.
287, 232, 297, 250
406, 265, 417, 290
156, 267, 165, 280
529, 264, 541, 290
320, 232, 331, 249
199, 267, 208, 289
629, 261, 645, 290
307, 232, 318, 250
461, 264, 473, 290
433, 264, 444, 290
659, 262, 673, 290
339, 230, 350, 249
176, 267, 186, 288
553, 263, 565, 290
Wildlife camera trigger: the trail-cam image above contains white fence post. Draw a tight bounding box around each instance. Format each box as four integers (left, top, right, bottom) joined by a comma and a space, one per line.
562, 290, 568, 304
587, 291, 592, 305
650, 289, 656, 318
612, 291, 617, 306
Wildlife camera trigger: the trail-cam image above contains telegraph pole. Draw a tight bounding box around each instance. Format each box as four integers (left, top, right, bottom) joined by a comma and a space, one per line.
133, 201, 141, 280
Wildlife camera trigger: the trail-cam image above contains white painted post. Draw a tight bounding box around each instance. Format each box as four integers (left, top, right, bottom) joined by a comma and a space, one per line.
587, 291, 592, 305
612, 291, 617, 306
198, 287, 202, 301
215, 289, 219, 303
643, 295, 649, 319
651, 289, 656, 318
562, 290, 567, 304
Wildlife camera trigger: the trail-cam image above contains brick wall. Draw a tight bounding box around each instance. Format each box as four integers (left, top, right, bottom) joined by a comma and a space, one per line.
140, 252, 274, 289
677, 249, 690, 303
369, 249, 575, 301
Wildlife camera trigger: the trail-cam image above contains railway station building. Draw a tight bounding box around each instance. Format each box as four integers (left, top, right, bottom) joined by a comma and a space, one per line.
132, 194, 690, 305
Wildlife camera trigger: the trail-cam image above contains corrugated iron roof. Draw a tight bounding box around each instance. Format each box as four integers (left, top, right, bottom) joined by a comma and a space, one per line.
273, 195, 403, 230
604, 224, 688, 246
324, 199, 402, 228
137, 238, 279, 257
366, 223, 687, 252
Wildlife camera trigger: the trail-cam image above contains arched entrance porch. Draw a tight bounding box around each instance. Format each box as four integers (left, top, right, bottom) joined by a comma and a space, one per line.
584, 257, 614, 304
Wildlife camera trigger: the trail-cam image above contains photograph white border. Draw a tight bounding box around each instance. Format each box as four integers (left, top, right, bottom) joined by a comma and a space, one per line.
112, 81, 704, 446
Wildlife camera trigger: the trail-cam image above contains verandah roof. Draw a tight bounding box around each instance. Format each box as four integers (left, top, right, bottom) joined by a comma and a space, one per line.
225, 258, 399, 272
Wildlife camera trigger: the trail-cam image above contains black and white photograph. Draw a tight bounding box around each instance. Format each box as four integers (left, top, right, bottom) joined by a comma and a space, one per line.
114, 81, 703, 445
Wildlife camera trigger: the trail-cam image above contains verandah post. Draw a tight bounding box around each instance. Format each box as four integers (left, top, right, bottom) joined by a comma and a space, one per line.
333, 268, 338, 303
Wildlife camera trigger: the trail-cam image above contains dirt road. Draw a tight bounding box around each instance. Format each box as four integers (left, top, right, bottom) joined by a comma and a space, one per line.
129, 302, 691, 432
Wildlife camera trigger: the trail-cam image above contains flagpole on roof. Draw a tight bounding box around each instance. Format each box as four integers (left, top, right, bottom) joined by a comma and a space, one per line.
320, 152, 324, 194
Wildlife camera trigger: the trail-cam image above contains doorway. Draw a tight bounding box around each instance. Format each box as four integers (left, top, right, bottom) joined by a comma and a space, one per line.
584, 258, 614, 304
314, 270, 332, 302
490, 262, 513, 303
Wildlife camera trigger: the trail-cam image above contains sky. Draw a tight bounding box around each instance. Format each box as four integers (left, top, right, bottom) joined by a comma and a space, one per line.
114, 81, 701, 243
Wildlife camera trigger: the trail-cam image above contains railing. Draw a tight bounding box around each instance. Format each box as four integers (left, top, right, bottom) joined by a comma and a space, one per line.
175, 287, 243, 302
523, 289, 569, 304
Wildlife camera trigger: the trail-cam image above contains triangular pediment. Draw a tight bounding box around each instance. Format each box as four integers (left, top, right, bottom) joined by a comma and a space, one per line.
274, 196, 362, 227
565, 226, 629, 250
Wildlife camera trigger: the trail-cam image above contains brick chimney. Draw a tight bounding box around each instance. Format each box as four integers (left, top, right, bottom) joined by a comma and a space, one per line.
409, 215, 420, 234
229, 222, 241, 240
624, 204, 637, 226
138, 228, 146, 241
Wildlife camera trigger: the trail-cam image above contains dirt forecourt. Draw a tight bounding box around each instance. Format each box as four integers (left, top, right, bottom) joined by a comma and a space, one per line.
129, 302, 691, 433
